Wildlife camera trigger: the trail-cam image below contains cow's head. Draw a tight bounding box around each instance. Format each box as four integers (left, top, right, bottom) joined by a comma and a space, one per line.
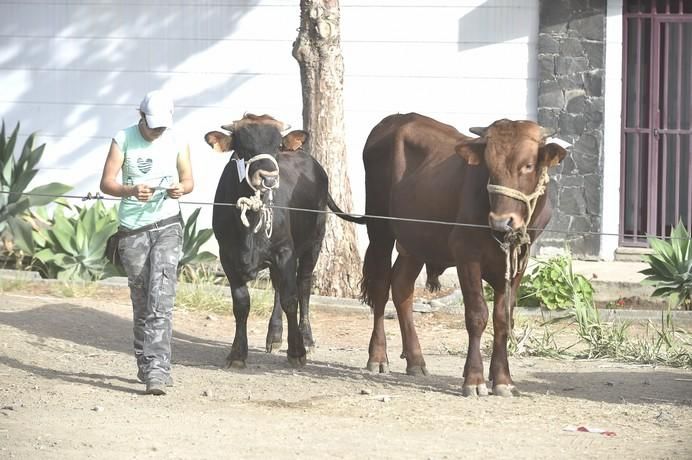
205, 114, 308, 192
455, 119, 568, 234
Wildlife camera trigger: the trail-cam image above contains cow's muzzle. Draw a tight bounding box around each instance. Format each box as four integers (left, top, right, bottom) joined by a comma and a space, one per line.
245, 154, 280, 193
486, 167, 549, 233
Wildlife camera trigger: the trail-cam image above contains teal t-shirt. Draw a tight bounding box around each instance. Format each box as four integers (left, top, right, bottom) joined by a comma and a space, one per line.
114, 124, 183, 230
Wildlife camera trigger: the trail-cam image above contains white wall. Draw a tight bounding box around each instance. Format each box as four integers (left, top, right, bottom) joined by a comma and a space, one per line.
601, 0, 623, 260
342, 0, 538, 252
0, 0, 538, 256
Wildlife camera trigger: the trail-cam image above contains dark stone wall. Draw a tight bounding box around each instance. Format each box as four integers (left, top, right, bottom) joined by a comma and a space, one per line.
536, 0, 606, 258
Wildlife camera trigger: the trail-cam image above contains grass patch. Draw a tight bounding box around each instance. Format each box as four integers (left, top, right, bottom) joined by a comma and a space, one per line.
512, 321, 576, 359
500, 251, 692, 368
246, 288, 275, 318
0, 277, 32, 293
50, 281, 102, 298
176, 282, 230, 316
510, 305, 692, 368
175, 269, 276, 318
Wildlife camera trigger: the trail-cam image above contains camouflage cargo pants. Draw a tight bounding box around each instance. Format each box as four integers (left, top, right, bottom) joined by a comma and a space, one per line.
118, 222, 182, 382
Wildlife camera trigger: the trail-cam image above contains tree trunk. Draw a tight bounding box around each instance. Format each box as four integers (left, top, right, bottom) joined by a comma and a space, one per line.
293, 0, 361, 298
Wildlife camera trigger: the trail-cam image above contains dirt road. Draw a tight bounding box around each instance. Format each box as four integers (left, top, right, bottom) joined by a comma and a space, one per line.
1, 291, 690, 459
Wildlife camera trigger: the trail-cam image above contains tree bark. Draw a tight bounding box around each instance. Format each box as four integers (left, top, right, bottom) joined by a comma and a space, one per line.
293, 0, 361, 298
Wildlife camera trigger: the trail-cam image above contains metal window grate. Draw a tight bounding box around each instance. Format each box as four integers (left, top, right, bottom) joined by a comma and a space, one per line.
620, 0, 692, 245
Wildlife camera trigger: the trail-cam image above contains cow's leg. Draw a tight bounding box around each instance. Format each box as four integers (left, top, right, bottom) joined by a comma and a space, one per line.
362, 236, 395, 373
219, 252, 250, 369
296, 253, 318, 354
488, 275, 522, 397
272, 256, 306, 367
228, 282, 251, 369
265, 288, 283, 353
391, 254, 426, 375
458, 262, 490, 396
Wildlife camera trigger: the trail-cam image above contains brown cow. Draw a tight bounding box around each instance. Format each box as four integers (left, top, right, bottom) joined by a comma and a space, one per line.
354, 113, 567, 397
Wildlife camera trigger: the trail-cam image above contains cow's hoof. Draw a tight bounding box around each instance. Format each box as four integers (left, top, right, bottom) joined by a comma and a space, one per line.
492, 384, 518, 397
266, 341, 282, 354
287, 355, 307, 368
366, 361, 389, 373
306, 345, 315, 356
462, 383, 489, 397
406, 365, 428, 376
227, 359, 247, 369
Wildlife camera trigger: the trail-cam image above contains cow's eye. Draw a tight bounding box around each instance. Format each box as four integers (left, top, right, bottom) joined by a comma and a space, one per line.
521, 164, 534, 174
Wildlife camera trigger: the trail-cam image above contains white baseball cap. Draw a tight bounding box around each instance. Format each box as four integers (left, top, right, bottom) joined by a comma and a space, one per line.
139, 90, 174, 128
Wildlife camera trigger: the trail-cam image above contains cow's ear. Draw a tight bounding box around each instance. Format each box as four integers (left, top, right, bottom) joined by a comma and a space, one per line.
282, 130, 308, 152
539, 142, 568, 168
455, 139, 485, 166
205, 131, 233, 153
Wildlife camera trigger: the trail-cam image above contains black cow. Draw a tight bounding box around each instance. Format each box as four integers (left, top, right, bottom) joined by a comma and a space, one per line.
205, 114, 344, 368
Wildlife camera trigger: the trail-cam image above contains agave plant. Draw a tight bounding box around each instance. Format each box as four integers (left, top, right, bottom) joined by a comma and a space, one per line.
640, 220, 692, 310
178, 207, 217, 280
0, 121, 72, 251
12, 200, 120, 281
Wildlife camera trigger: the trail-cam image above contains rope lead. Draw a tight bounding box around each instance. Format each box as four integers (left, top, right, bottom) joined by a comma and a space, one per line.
489, 168, 550, 344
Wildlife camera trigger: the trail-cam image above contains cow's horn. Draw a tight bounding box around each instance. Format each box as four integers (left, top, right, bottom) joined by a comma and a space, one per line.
469, 126, 487, 137
539, 126, 556, 139
545, 137, 572, 149
220, 123, 233, 131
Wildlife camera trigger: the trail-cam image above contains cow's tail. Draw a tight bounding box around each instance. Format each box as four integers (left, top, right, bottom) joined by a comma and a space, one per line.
326, 193, 367, 224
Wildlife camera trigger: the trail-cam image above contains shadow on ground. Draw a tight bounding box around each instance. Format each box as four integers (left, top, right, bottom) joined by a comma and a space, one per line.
1, 302, 690, 405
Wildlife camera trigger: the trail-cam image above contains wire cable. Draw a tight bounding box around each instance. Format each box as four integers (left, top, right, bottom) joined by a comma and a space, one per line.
1, 189, 690, 242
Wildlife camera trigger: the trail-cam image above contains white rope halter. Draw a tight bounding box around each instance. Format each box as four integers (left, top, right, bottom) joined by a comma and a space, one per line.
236, 154, 280, 238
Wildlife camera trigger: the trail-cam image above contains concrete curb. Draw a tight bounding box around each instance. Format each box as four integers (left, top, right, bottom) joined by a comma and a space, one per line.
1, 269, 690, 326
306, 292, 692, 326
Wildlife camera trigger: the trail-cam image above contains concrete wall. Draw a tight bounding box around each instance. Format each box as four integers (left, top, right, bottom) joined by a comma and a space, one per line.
0, 0, 539, 255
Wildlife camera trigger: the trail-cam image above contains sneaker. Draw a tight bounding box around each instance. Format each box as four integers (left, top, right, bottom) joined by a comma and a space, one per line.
138, 370, 174, 387
145, 379, 167, 396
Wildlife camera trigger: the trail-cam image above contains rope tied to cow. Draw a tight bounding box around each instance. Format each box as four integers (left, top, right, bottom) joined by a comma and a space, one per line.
489, 167, 550, 344
486, 167, 550, 225
236, 189, 275, 238
498, 230, 531, 344
237, 153, 280, 238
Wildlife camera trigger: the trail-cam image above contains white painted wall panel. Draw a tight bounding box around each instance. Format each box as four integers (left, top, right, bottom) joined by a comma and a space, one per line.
0, 0, 538, 256
341, 1, 538, 247
2, 37, 297, 75
344, 77, 533, 115
601, 0, 623, 260
342, 4, 535, 44
0, 2, 298, 40
344, 42, 535, 79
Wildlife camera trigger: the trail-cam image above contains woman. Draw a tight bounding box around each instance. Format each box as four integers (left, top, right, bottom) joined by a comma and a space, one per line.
100, 90, 193, 395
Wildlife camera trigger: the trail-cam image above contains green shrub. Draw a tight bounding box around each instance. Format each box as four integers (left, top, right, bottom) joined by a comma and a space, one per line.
520, 254, 594, 310
640, 219, 692, 310
0, 121, 72, 253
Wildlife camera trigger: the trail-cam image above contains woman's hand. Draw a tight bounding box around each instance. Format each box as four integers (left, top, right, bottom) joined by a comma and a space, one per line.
166, 183, 185, 199
131, 184, 153, 201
